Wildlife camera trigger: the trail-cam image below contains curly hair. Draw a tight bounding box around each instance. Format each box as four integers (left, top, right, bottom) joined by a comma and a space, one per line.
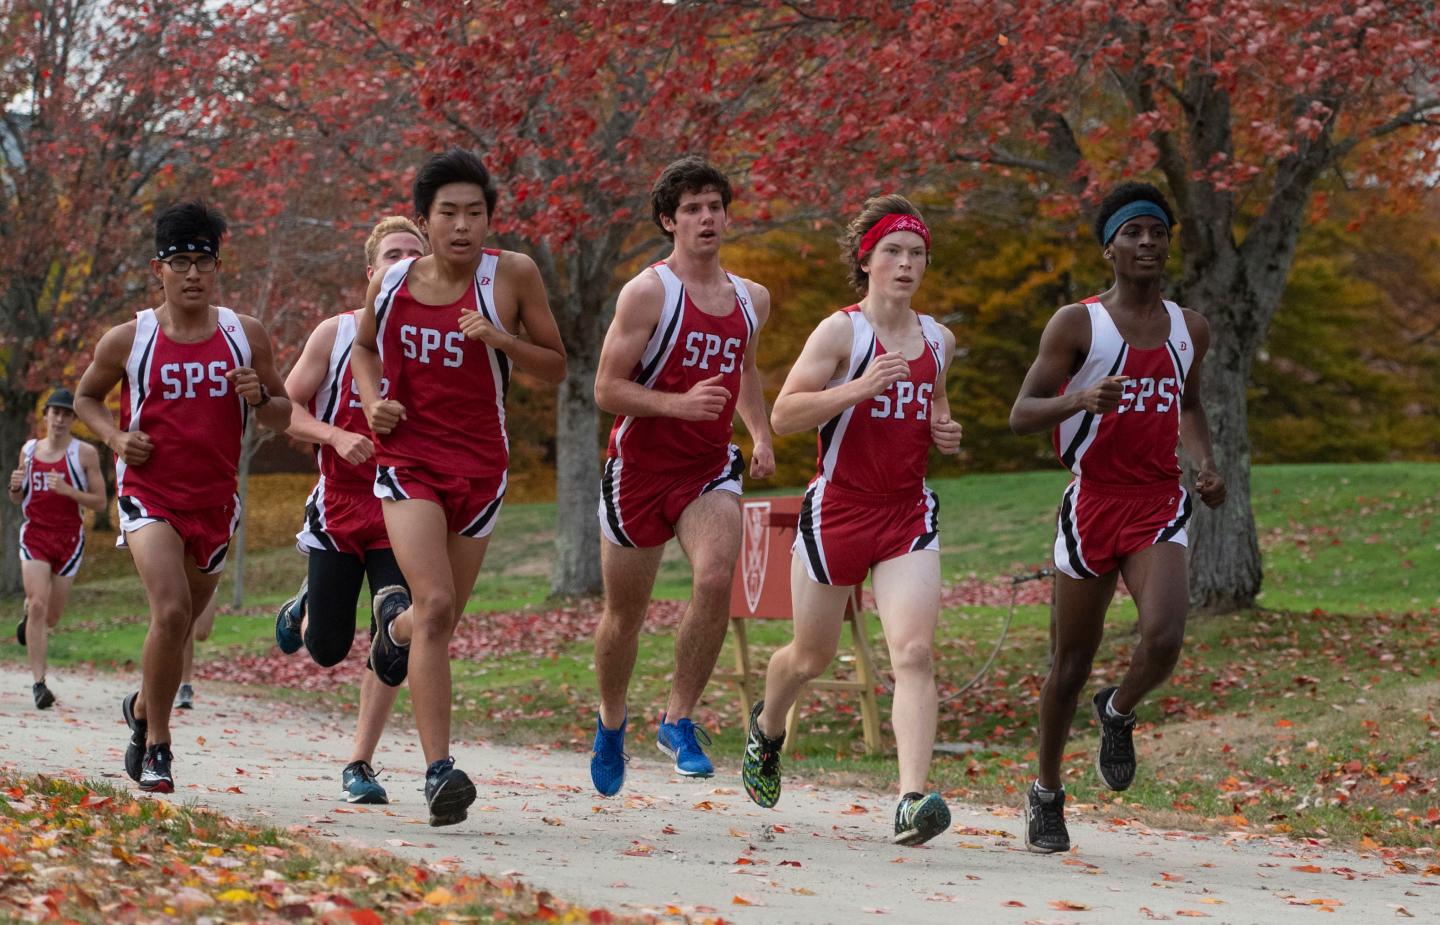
1093, 181, 1175, 245
650, 156, 733, 239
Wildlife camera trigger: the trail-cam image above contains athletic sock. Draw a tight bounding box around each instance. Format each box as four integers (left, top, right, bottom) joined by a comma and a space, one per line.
1105, 691, 1133, 719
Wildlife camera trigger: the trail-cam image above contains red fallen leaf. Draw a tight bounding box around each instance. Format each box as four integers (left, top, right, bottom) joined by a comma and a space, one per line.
841, 804, 869, 815
80, 793, 113, 809
348, 910, 384, 925
588, 911, 616, 924
1002, 900, 1025, 907
732, 895, 755, 905
1293, 864, 1324, 873
1050, 900, 1090, 911
769, 824, 787, 833
1274, 719, 1294, 728
1161, 871, 1186, 882
779, 860, 802, 867
661, 824, 677, 835
536, 905, 559, 921
225, 786, 244, 794
734, 857, 754, 865
5, 786, 24, 798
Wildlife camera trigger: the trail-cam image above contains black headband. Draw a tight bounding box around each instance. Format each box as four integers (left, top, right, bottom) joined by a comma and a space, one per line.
156, 237, 220, 260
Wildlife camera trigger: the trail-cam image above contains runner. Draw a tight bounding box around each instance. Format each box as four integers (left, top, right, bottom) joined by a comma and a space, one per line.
1009, 181, 1226, 852
74, 198, 293, 793
274, 215, 425, 803
8, 387, 106, 709
356, 150, 567, 826
590, 156, 773, 795
740, 195, 961, 846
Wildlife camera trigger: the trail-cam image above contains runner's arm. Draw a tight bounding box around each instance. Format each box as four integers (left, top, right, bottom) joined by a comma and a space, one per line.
70, 442, 108, 512
7, 447, 24, 502
929, 327, 963, 456
1009, 303, 1113, 435
74, 323, 137, 454
734, 280, 774, 478
500, 252, 567, 383
352, 273, 405, 435
771, 312, 871, 435
284, 317, 347, 445
1178, 310, 1225, 507
236, 315, 294, 433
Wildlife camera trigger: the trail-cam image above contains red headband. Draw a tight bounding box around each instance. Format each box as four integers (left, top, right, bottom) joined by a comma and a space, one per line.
858, 213, 931, 260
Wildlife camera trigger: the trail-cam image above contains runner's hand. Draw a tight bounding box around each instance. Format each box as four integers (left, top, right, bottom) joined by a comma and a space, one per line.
671, 374, 729, 422
225, 367, 266, 406
43, 471, 72, 497
328, 429, 374, 465
931, 413, 963, 455
458, 309, 512, 349
1195, 464, 1226, 508
365, 399, 406, 435
109, 431, 153, 466
8, 468, 22, 493
1079, 375, 1128, 414
750, 442, 775, 479
859, 352, 909, 398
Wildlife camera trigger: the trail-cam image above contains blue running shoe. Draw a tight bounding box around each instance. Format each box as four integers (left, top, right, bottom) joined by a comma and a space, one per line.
342, 760, 389, 804
590, 713, 628, 796
657, 715, 714, 778
274, 579, 308, 655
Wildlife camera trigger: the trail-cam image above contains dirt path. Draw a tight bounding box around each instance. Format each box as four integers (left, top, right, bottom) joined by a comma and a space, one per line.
2, 667, 1430, 923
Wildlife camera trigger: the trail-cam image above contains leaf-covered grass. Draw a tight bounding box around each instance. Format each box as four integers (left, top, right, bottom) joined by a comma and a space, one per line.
0, 769, 641, 924
6, 463, 1439, 852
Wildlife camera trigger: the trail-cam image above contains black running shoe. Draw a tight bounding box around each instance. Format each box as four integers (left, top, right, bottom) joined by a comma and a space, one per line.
32, 680, 55, 710
122, 691, 146, 782
1024, 782, 1070, 853
274, 578, 308, 655
369, 585, 411, 688
742, 700, 784, 808
139, 743, 174, 793
16, 601, 26, 646
1092, 686, 1137, 791
424, 757, 476, 827
893, 792, 951, 846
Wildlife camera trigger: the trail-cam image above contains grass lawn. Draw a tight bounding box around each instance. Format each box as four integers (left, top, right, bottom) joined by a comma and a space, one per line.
5, 462, 1438, 851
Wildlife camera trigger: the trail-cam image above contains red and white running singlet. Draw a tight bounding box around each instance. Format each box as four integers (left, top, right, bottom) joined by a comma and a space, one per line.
118, 307, 252, 509
814, 307, 946, 494
606, 262, 757, 472
19, 439, 87, 536
307, 312, 377, 491
372, 253, 509, 477
1053, 298, 1195, 486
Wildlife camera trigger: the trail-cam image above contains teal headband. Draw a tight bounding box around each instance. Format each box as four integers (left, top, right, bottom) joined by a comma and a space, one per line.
1102, 201, 1171, 245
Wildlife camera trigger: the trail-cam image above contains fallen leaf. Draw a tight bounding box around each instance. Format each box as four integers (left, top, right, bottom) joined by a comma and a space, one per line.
1051, 899, 1090, 911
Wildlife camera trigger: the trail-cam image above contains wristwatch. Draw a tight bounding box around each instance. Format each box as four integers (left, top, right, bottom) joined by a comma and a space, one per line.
253, 383, 271, 408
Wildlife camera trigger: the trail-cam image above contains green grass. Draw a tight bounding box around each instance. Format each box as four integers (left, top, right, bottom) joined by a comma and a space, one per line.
6, 463, 1439, 850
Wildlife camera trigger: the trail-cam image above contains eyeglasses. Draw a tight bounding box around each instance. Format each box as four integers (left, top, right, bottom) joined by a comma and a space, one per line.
161, 255, 218, 273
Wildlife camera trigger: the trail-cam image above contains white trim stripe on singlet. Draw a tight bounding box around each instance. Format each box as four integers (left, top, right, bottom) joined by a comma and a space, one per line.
473, 251, 510, 454
314, 312, 357, 429
1055, 300, 1193, 474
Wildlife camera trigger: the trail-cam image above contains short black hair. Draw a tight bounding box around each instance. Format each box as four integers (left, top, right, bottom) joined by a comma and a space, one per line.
154, 199, 227, 254
1093, 181, 1175, 245
650, 156, 733, 239
413, 148, 498, 219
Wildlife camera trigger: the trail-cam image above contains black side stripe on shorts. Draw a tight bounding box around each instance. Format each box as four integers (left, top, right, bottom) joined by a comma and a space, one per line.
202, 542, 230, 574
1058, 483, 1096, 579
1061, 345, 1128, 470
375, 467, 410, 501
304, 490, 339, 552
460, 494, 505, 538
601, 459, 634, 548
701, 446, 744, 494
1157, 491, 1193, 543
798, 482, 830, 585
910, 489, 940, 552
118, 495, 146, 521
59, 535, 85, 577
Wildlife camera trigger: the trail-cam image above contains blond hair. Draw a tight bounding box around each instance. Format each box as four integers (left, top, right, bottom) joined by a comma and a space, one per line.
364, 216, 425, 267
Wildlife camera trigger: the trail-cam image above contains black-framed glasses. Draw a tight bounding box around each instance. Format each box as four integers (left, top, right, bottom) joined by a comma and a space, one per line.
161, 255, 218, 273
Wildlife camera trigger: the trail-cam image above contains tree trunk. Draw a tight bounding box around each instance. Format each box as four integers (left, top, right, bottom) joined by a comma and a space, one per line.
550, 305, 603, 596
0, 401, 33, 597
1185, 316, 1263, 612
